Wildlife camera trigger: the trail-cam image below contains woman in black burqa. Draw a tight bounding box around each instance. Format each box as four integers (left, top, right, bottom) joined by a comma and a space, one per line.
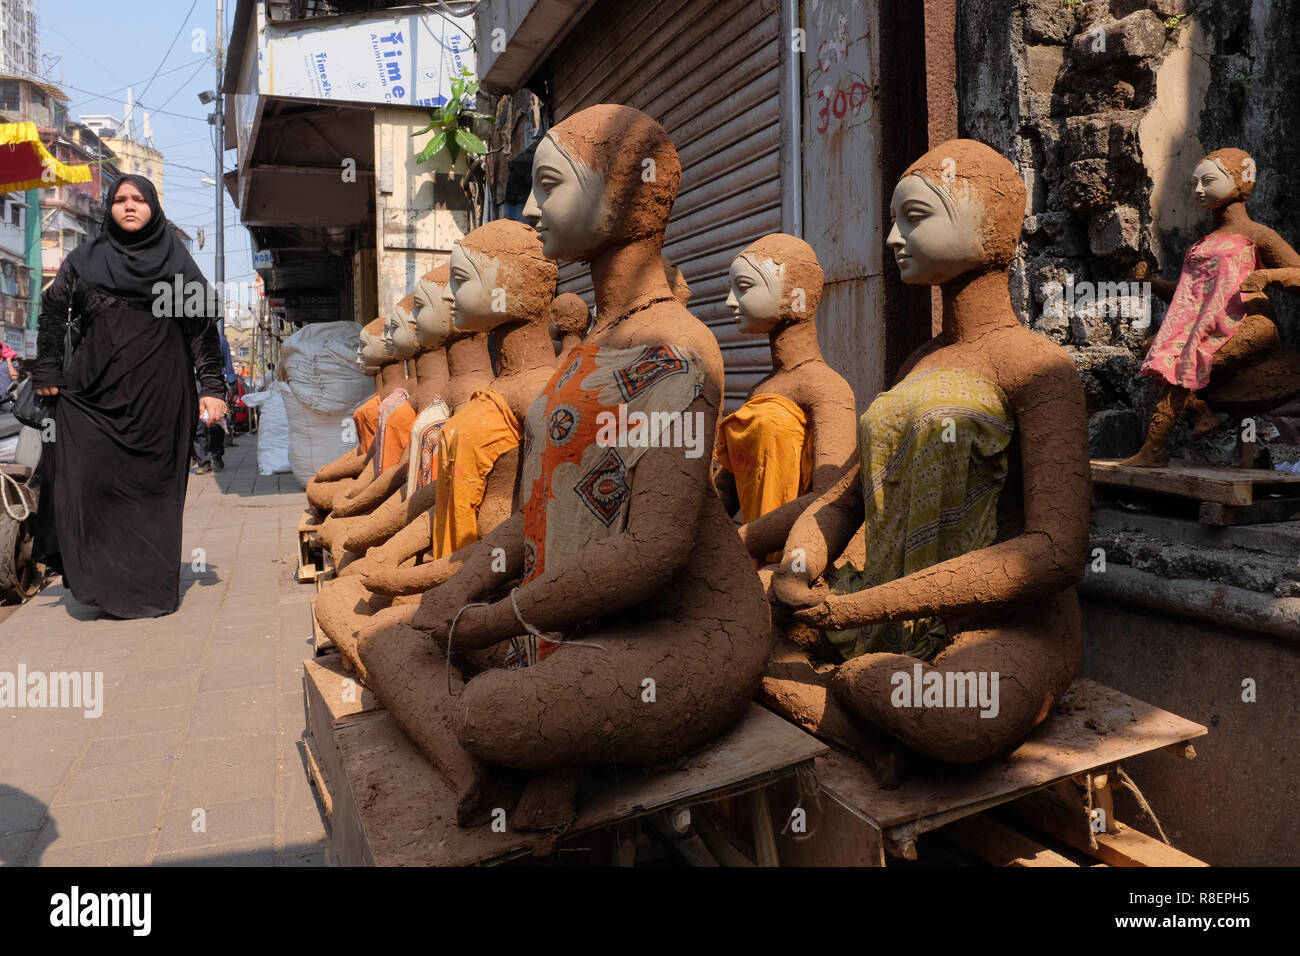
30, 175, 227, 618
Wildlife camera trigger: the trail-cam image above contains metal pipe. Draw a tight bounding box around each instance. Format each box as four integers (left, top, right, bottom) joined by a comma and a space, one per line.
215, 0, 225, 325
784, 0, 803, 238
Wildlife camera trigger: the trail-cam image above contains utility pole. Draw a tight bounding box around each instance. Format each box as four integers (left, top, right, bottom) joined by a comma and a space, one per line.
214, 0, 224, 330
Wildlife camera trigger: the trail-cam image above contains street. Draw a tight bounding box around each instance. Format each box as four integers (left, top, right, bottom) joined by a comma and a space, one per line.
0, 436, 327, 865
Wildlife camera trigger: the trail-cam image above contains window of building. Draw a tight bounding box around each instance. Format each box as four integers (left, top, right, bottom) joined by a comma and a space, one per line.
31, 88, 46, 109
8, 202, 20, 227
0, 81, 20, 113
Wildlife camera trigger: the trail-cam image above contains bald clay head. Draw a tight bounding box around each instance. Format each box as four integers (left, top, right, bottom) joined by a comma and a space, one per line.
888, 139, 1026, 286
524, 104, 681, 261
727, 233, 824, 334
413, 264, 454, 348
1196, 147, 1256, 210
451, 219, 558, 333
547, 292, 590, 342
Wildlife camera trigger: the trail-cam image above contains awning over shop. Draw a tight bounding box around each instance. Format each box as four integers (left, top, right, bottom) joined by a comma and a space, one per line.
0, 122, 93, 192
43, 209, 86, 235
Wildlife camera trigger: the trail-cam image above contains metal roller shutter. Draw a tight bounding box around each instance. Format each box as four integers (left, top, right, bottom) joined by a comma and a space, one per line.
546, 0, 783, 406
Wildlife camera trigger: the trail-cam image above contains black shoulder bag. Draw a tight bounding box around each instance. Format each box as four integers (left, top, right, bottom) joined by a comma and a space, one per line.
9, 276, 80, 430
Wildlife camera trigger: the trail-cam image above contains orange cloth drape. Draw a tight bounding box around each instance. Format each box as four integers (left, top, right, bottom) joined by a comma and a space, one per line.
353, 393, 381, 455
430, 390, 521, 559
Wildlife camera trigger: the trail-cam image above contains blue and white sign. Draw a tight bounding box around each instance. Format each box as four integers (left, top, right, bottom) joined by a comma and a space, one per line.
266, 9, 475, 108
252, 249, 274, 269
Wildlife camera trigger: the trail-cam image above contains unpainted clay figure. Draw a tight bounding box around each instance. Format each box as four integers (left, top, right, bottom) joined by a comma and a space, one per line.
768, 140, 1089, 774
317, 219, 559, 670
712, 234, 857, 564
305, 318, 401, 511
316, 296, 423, 556
1124, 147, 1300, 467
548, 292, 590, 356
353, 105, 773, 826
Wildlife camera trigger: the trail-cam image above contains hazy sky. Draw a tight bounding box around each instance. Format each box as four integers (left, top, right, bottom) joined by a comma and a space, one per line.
40, 0, 254, 298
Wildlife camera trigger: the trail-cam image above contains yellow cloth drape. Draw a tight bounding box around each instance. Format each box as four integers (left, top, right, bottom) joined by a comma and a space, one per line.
827, 367, 1015, 661
431, 389, 521, 559
0, 122, 93, 191
714, 392, 814, 525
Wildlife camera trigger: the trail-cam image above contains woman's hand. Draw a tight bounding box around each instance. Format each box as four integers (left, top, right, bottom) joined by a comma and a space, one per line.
198, 396, 228, 423
35, 386, 59, 397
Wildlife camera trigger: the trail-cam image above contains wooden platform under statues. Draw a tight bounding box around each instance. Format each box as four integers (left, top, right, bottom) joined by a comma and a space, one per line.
1091, 458, 1300, 525
771, 679, 1207, 866
301, 653, 828, 866
301, 653, 1207, 866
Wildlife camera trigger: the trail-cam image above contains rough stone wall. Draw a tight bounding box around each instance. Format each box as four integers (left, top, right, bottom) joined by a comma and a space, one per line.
957, 0, 1300, 464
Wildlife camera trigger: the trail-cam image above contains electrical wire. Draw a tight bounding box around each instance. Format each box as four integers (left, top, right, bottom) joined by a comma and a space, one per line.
134, 0, 204, 109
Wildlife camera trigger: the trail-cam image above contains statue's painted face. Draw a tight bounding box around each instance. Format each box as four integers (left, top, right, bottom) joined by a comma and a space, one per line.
886, 174, 987, 286
413, 280, 453, 348
1192, 159, 1238, 210
449, 244, 503, 332
383, 302, 419, 356
357, 328, 387, 370
523, 135, 608, 260
727, 255, 783, 334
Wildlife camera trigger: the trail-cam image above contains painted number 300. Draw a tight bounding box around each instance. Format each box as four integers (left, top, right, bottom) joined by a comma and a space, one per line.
816, 80, 871, 134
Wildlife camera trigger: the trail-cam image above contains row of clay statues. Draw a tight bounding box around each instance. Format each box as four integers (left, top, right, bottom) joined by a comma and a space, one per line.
301, 104, 1293, 828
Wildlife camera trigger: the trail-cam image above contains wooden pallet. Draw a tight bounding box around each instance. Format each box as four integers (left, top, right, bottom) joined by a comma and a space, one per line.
1091, 458, 1300, 525
302, 653, 827, 867
297, 511, 325, 583
309, 572, 338, 655
764, 679, 1207, 866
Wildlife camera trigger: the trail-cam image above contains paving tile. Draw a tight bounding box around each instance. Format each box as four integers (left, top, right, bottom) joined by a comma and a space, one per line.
0, 829, 35, 865
198, 667, 274, 694
0, 786, 54, 834
0, 755, 76, 792
43, 793, 163, 843
59, 759, 175, 805
153, 835, 275, 867
82, 729, 185, 768
156, 795, 273, 855
91, 704, 191, 740
35, 832, 152, 867
189, 687, 275, 740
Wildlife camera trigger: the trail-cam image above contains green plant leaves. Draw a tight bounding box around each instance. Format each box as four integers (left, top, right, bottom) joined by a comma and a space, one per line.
454, 129, 487, 154
417, 130, 448, 164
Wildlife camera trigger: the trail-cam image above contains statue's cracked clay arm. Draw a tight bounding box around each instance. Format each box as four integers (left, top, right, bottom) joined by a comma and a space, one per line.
771, 457, 864, 603
361, 547, 466, 596
446, 396, 714, 651
343, 482, 437, 555
795, 361, 1091, 629
333, 452, 409, 516
314, 446, 368, 482
739, 491, 817, 560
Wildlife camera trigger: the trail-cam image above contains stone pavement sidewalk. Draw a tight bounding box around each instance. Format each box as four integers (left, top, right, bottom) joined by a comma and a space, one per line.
0, 434, 329, 866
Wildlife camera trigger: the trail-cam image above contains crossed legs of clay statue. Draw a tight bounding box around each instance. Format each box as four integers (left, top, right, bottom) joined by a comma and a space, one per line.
829, 590, 1082, 764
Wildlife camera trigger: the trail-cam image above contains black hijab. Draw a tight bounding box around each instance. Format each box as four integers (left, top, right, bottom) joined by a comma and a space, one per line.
69, 174, 212, 310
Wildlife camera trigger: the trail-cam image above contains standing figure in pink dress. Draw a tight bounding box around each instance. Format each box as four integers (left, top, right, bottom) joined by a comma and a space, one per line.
1124, 147, 1300, 467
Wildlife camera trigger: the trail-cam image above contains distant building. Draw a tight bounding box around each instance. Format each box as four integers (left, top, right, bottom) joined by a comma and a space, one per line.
0, 0, 39, 79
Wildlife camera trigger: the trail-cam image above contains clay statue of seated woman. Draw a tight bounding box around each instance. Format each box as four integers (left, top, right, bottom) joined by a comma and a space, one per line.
333, 271, 496, 561
316, 296, 425, 558
305, 318, 404, 511
712, 234, 857, 564
768, 140, 1090, 777
315, 219, 559, 666
1124, 147, 1300, 467
351, 105, 774, 827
